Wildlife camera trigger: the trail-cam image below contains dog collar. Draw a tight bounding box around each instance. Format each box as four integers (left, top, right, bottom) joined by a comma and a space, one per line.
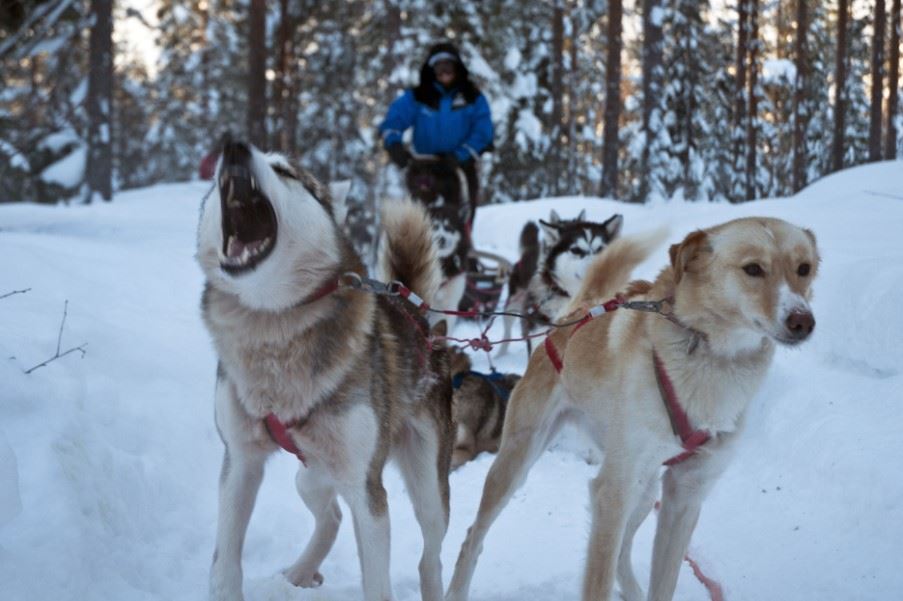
540, 269, 571, 299
451, 369, 513, 402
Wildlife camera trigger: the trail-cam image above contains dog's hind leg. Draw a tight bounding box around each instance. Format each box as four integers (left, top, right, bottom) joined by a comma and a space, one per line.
446, 369, 563, 601
617, 476, 658, 601
582, 454, 660, 601
433, 273, 467, 331
209, 377, 269, 601
397, 420, 450, 601
283, 464, 341, 588
496, 291, 523, 356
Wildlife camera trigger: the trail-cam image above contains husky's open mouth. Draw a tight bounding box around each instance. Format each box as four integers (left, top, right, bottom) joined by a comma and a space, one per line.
219, 166, 277, 275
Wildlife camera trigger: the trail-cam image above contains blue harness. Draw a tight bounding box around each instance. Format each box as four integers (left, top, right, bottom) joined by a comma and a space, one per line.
451, 369, 512, 402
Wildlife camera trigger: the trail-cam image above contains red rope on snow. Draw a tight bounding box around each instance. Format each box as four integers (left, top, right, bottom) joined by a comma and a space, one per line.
685, 554, 725, 601
652, 501, 726, 601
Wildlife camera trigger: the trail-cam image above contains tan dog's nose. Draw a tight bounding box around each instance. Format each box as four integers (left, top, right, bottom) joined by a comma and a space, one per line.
786, 310, 815, 339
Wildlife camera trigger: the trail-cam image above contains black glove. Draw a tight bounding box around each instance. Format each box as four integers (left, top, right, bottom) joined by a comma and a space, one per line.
387, 144, 411, 169
442, 152, 473, 171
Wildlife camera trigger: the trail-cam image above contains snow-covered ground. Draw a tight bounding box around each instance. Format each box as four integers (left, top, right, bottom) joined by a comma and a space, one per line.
1, 162, 902, 601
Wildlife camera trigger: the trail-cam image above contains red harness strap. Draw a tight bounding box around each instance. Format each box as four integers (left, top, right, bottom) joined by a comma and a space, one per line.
652, 350, 711, 466
543, 297, 624, 374
264, 413, 307, 465
544, 336, 564, 372
542, 296, 710, 466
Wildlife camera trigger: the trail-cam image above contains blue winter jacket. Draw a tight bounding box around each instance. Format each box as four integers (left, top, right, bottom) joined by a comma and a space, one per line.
379, 84, 494, 163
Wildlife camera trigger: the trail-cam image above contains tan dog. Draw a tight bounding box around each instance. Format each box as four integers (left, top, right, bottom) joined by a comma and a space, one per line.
446, 217, 819, 601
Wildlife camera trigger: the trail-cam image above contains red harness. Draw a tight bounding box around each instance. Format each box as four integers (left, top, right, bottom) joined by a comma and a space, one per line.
260, 276, 350, 463
543, 298, 710, 466
264, 413, 306, 465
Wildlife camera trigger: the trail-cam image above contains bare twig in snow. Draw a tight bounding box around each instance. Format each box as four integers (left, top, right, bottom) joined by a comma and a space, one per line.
863, 190, 903, 201
23, 300, 87, 375
0, 288, 31, 300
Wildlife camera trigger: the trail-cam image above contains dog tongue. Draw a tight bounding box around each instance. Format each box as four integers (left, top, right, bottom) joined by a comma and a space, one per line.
226, 237, 246, 258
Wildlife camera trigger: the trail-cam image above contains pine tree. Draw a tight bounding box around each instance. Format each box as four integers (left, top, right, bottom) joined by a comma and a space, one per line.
792, 0, 808, 192
831, 0, 849, 172
887, 0, 901, 158
869, 0, 887, 161
638, 0, 666, 202
600, 0, 622, 198
85, 0, 114, 202
247, 0, 267, 148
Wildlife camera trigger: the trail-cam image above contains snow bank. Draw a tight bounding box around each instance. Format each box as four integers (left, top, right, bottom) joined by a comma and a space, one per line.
1, 163, 902, 601
40, 146, 86, 188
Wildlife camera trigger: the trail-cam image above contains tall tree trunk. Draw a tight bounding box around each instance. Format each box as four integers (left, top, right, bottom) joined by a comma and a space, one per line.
733, 0, 750, 186
745, 0, 759, 200
601, 0, 622, 198
247, 0, 267, 148
640, 0, 664, 201
832, 0, 849, 172
200, 2, 210, 122
384, 0, 401, 105
887, 0, 901, 158
869, 0, 887, 161
273, 0, 293, 153
551, 1, 564, 193
792, 0, 808, 192
85, 0, 113, 202
567, 28, 578, 193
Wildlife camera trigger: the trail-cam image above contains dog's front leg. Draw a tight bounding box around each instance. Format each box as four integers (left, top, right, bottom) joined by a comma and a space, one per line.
209, 377, 269, 601
582, 455, 660, 601
648, 433, 739, 601
646, 464, 707, 601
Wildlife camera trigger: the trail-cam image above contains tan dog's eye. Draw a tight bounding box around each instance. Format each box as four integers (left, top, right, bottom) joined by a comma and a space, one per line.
743, 263, 765, 277
798, 263, 811, 277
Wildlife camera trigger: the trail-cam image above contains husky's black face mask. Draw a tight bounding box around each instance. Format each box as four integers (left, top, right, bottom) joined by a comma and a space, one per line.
539, 213, 624, 294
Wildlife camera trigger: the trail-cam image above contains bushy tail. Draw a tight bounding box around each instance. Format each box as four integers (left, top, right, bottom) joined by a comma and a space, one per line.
567, 227, 669, 312
378, 199, 441, 305
509, 221, 540, 291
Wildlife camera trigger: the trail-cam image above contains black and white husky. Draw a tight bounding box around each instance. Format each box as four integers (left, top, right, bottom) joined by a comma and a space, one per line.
406, 156, 472, 328
498, 209, 624, 355
198, 140, 454, 601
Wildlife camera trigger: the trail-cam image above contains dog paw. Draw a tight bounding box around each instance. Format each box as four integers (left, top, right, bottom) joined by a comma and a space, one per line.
209, 565, 244, 601
284, 567, 324, 588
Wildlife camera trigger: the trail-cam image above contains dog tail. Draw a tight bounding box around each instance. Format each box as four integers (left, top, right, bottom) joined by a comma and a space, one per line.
519, 221, 540, 274
509, 221, 539, 292
378, 199, 441, 305
568, 227, 669, 311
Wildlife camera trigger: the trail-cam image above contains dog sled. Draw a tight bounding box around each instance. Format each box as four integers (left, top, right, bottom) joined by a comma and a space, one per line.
403, 153, 511, 317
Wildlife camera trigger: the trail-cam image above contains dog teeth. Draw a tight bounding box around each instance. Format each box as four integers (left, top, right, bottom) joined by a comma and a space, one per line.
223, 236, 272, 267
250, 176, 258, 192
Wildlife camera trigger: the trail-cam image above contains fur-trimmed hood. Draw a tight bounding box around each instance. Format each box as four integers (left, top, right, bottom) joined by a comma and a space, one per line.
414, 42, 482, 109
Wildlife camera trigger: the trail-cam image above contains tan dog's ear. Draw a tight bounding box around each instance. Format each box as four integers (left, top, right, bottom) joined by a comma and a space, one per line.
803, 227, 817, 247
669, 230, 710, 283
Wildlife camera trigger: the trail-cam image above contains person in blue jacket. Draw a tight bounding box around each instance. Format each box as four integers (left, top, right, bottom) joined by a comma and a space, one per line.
379, 42, 493, 210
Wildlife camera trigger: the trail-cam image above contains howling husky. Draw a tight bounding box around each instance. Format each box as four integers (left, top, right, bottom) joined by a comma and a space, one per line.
197, 140, 454, 601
